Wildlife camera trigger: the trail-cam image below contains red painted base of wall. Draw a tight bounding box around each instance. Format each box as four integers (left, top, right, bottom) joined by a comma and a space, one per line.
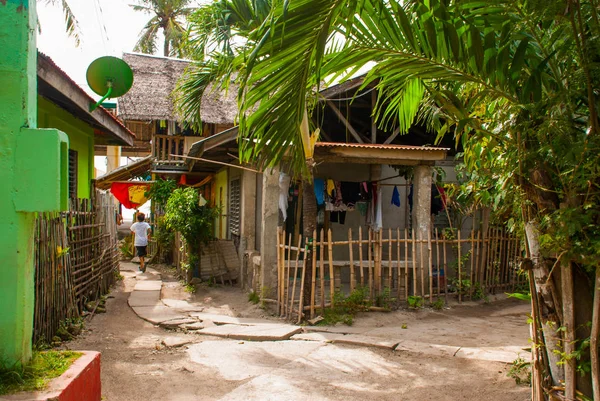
0, 351, 101, 401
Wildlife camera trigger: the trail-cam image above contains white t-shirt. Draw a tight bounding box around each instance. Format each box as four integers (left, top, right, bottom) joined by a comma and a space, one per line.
130, 222, 151, 246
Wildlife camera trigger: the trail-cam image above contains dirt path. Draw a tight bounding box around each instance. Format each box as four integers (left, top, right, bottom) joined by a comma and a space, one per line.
64, 267, 531, 401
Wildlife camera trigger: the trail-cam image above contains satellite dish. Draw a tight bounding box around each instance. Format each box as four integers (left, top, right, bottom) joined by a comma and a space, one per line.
86, 56, 133, 111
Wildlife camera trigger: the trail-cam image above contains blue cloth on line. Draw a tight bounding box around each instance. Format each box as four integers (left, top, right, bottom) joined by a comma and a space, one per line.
314, 178, 325, 205
391, 185, 401, 207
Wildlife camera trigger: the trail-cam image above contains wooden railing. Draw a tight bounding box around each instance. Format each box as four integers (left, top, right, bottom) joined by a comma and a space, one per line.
276, 226, 525, 322
152, 135, 185, 163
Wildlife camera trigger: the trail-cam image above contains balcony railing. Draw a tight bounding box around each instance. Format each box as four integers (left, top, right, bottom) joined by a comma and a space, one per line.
152, 135, 184, 163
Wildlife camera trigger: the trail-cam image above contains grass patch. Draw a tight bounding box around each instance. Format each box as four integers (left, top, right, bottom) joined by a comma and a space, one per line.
0, 351, 82, 395
248, 291, 260, 304
317, 287, 372, 326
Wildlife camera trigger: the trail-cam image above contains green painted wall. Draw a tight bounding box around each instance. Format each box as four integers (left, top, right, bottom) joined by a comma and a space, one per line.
0, 0, 38, 368
38, 96, 94, 199
214, 168, 229, 239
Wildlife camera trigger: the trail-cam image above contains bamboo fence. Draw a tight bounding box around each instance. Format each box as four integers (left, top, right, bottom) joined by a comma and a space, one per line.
33, 190, 120, 345
276, 226, 525, 322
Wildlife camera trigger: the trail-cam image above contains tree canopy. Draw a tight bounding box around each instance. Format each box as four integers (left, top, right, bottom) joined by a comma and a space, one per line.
132, 0, 195, 57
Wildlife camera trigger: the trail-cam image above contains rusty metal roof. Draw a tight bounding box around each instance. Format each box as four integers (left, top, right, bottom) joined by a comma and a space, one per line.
94, 156, 153, 190
315, 142, 450, 152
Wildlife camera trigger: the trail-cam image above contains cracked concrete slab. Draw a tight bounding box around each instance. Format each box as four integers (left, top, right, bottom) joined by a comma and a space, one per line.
128, 290, 161, 307
454, 345, 527, 363
159, 318, 198, 329
197, 324, 302, 341
161, 298, 205, 312
161, 336, 193, 348
134, 280, 162, 291
292, 332, 398, 350
394, 340, 460, 358
131, 305, 186, 325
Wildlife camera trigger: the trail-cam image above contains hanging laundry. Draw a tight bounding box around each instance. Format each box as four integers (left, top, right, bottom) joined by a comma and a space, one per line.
374, 185, 383, 231
391, 185, 401, 207
356, 201, 368, 216
110, 182, 151, 210
279, 172, 291, 221
314, 178, 325, 205
326, 179, 335, 196
334, 181, 343, 205
431, 184, 446, 215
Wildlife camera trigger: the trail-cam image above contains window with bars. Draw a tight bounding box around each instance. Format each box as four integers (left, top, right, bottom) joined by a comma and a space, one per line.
229, 179, 241, 236
68, 149, 78, 198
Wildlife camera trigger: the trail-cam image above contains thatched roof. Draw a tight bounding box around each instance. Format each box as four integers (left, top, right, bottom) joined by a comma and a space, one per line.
117, 52, 237, 125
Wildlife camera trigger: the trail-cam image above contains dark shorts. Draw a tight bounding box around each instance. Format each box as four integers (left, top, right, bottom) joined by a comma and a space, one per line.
136, 246, 147, 257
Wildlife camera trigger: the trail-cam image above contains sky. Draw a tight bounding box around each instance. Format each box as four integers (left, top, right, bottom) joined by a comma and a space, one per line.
36, 0, 207, 98
37, 1, 151, 98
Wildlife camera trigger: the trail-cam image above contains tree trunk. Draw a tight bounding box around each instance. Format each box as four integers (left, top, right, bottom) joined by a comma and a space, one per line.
591, 267, 600, 401
561, 259, 576, 400
301, 175, 317, 312
164, 33, 170, 57
525, 222, 564, 391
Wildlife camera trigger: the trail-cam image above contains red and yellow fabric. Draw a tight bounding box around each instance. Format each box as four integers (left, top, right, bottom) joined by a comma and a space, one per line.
110, 182, 151, 209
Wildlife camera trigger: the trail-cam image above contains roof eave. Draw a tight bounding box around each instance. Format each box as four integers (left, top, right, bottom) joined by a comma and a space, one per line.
37, 54, 135, 147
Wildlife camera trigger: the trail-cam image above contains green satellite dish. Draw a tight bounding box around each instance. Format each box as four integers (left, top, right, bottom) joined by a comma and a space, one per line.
86, 56, 133, 111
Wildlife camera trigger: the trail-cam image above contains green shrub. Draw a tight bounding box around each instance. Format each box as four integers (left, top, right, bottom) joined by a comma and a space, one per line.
407, 295, 423, 309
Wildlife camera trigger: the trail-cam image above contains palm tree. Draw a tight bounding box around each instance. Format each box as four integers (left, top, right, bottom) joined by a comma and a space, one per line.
236, 1, 600, 400
43, 0, 81, 46
132, 0, 195, 57
174, 0, 271, 130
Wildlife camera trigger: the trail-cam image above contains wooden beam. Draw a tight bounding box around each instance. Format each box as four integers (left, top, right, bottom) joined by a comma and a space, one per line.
371, 91, 377, 144
326, 100, 364, 143
383, 127, 401, 145
191, 175, 214, 188
172, 154, 262, 173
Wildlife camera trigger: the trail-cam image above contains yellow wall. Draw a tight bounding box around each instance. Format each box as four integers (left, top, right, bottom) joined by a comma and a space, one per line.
214, 168, 228, 239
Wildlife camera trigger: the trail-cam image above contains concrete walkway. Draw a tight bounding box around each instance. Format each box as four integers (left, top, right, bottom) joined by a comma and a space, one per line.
122, 262, 528, 364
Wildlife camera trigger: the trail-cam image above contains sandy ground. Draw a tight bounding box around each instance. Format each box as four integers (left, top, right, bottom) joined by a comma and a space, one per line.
65, 265, 531, 401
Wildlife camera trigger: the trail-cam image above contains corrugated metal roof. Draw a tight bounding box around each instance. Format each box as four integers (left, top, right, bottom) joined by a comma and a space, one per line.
94, 156, 153, 190
315, 142, 450, 152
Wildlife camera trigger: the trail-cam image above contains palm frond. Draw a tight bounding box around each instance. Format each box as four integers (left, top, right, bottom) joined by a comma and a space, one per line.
239, 0, 364, 177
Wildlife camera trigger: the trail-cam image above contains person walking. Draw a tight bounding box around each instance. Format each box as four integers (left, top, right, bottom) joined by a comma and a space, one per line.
130, 213, 152, 272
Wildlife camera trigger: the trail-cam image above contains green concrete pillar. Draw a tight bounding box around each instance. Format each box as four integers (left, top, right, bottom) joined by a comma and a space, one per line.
0, 0, 69, 368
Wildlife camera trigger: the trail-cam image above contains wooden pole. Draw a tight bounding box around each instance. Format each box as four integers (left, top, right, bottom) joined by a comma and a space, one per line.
368, 229, 373, 300
395, 228, 400, 299
412, 229, 417, 297
320, 229, 325, 312
469, 230, 475, 299
310, 229, 317, 319
428, 230, 433, 302
359, 226, 364, 287
443, 231, 448, 304
404, 228, 409, 301
285, 233, 292, 317
289, 235, 302, 319
474, 230, 481, 291
348, 228, 355, 293
458, 230, 462, 304
435, 228, 441, 297
298, 242, 308, 324
419, 231, 425, 298
327, 229, 335, 307
277, 227, 281, 314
